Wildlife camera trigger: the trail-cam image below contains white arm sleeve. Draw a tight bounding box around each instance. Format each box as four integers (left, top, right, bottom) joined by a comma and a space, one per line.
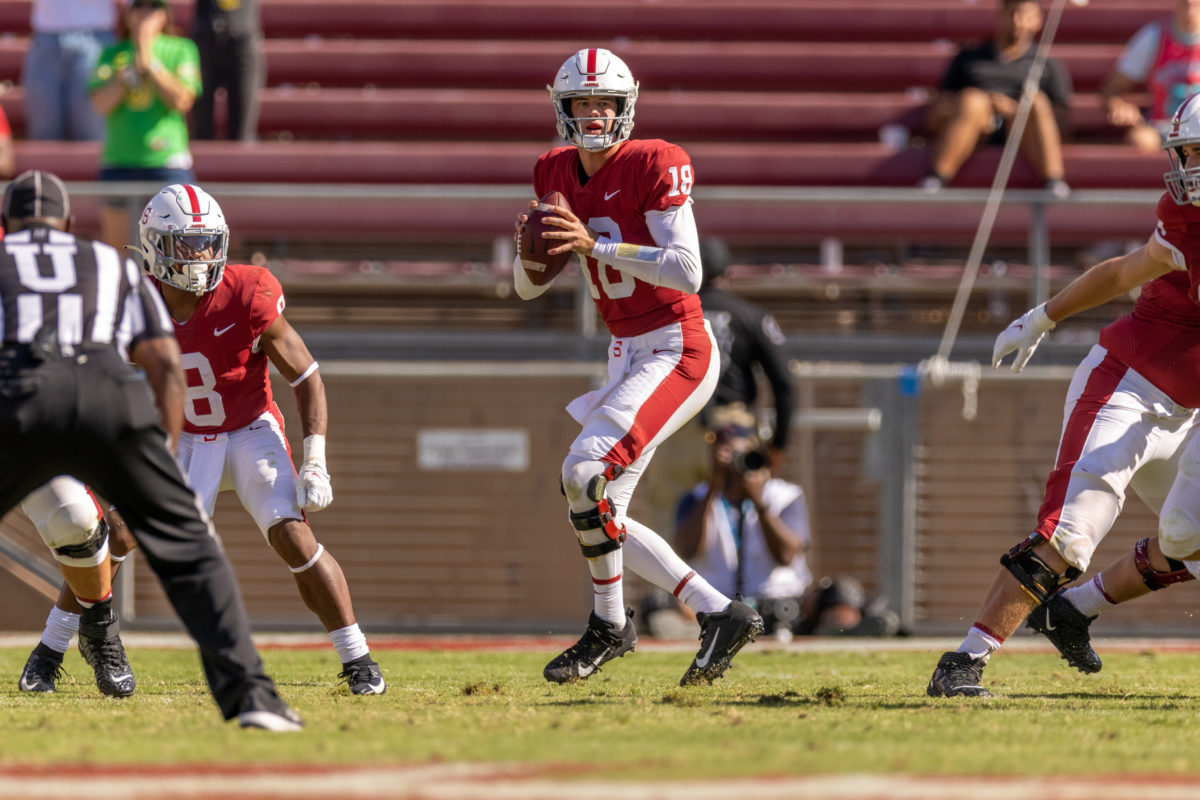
589, 199, 703, 294
512, 253, 553, 300
1114, 22, 1161, 83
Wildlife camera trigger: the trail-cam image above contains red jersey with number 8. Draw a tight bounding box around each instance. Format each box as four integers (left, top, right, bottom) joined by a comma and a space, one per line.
165, 263, 285, 434
533, 138, 703, 337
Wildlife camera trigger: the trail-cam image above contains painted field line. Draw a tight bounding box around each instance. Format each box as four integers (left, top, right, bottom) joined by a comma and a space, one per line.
3, 765, 1200, 800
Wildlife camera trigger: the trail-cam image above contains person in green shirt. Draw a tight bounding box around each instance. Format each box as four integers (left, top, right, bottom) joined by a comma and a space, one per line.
89, 0, 201, 250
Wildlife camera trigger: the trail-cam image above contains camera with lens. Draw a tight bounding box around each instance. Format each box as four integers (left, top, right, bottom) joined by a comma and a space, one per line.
730, 448, 768, 474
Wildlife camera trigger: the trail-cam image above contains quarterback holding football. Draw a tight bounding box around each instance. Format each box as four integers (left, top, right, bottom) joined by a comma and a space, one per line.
512, 48, 764, 686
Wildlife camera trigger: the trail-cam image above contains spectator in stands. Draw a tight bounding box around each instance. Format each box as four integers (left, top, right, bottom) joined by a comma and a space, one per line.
920, 0, 1072, 198
1101, 0, 1200, 154
697, 237, 794, 470
89, 0, 200, 250
22, 0, 115, 141
190, 0, 263, 141
661, 417, 896, 639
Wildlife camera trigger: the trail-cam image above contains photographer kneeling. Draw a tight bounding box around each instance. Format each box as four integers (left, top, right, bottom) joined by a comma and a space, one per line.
670, 419, 880, 639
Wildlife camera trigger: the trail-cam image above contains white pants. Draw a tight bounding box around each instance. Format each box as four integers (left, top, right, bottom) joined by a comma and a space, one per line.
1038, 345, 1200, 573
564, 315, 719, 514
177, 406, 304, 539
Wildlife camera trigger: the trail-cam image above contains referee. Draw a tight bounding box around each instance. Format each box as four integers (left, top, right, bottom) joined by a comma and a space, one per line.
0, 171, 301, 731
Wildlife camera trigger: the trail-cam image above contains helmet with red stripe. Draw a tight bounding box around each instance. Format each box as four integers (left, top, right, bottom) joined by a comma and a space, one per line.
548, 48, 638, 151
1163, 91, 1200, 205
135, 184, 230, 294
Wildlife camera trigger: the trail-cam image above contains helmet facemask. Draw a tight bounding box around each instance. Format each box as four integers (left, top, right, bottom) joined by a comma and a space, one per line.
1162, 91, 1200, 205
144, 228, 229, 294
549, 48, 639, 151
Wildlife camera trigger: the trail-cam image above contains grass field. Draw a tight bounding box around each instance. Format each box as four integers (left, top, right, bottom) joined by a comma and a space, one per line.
3, 636, 1200, 780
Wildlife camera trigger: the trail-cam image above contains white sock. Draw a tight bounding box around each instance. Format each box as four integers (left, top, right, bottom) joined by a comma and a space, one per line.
577, 529, 626, 627
958, 625, 1003, 661
328, 623, 370, 664
41, 606, 80, 654
1061, 575, 1114, 618
622, 518, 728, 614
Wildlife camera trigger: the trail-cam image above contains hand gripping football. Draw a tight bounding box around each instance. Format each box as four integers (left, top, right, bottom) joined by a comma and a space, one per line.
519, 191, 573, 285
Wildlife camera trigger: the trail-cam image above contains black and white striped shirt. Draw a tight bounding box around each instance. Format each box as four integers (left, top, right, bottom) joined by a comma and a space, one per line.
0, 226, 173, 357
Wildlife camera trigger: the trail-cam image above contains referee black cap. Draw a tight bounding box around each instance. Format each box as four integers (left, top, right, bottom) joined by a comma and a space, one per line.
2, 170, 71, 222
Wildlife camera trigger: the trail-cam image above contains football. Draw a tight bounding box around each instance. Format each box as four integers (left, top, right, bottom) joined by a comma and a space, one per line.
519, 191, 573, 285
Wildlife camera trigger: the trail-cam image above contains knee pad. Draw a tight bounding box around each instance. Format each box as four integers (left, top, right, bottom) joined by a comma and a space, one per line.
50, 517, 110, 568
563, 461, 627, 558
1134, 537, 1195, 590
1160, 505, 1200, 561
999, 532, 1081, 603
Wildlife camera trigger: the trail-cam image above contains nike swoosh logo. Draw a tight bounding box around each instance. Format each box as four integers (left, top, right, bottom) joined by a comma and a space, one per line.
1043, 610, 1056, 632
693, 637, 720, 669
18, 674, 45, 691
604, 190, 621, 201
213, 323, 236, 336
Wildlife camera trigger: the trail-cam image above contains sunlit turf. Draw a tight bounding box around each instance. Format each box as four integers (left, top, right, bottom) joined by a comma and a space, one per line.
1, 644, 1199, 776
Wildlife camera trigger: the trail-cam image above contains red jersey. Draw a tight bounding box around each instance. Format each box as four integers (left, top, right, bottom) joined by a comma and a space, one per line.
1099, 193, 1200, 407
168, 263, 286, 434
533, 138, 703, 337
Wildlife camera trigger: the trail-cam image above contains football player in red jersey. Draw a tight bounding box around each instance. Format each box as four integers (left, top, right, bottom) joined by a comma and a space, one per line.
928, 91, 1200, 698
18, 184, 386, 697
513, 48, 764, 686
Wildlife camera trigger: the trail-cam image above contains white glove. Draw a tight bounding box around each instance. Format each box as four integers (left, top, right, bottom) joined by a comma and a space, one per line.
992, 303, 1056, 373
296, 434, 333, 512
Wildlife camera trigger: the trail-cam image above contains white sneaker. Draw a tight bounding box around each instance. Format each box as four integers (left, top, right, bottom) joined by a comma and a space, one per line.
237, 694, 304, 732
917, 175, 945, 193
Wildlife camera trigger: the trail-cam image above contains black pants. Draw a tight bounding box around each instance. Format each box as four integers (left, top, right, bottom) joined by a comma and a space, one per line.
191, 29, 263, 141
0, 350, 280, 720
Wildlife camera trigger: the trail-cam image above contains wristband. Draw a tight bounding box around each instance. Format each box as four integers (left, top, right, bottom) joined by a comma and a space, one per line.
302, 433, 326, 466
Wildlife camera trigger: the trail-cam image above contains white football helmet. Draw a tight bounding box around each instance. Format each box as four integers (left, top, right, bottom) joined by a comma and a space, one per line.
1163, 91, 1200, 205
135, 184, 229, 294
548, 48, 638, 151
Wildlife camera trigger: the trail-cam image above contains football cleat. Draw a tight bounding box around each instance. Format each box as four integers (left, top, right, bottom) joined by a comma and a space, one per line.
927, 651, 992, 697
18, 642, 66, 693
544, 608, 637, 683
1026, 592, 1102, 674
238, 692, 304, 732
680, 598, 764, 686
339, 655, 386, 695
77, 600, 136, 698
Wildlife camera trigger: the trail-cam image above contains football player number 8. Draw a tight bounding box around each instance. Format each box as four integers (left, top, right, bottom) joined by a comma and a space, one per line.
582, 216, 635, 300
181, 351, 226, 427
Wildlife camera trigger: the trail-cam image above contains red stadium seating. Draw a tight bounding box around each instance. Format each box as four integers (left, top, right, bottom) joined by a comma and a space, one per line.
0, 1, 1166, 43
0, 87, 1139, 144
0, 0, 1170, 264
10, 140, 1163, 191
0, 40, 1126, 94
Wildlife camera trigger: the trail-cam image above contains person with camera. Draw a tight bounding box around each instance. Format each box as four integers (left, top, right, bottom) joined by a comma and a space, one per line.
673, 418, 817, 636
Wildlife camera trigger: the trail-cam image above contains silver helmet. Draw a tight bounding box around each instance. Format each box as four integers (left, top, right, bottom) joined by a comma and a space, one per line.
135, 183, 229, 294
548, 48, 638, 151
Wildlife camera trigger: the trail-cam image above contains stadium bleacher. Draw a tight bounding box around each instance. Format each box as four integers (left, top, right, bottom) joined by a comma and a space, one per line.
0, 0, 1172, 307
